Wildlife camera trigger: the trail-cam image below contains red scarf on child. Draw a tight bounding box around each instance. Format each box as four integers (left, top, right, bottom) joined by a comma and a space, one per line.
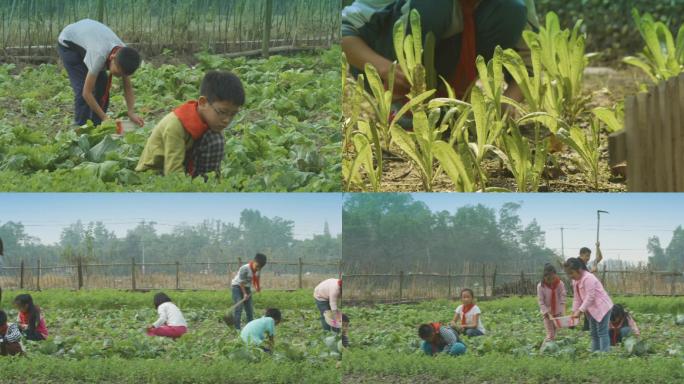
543, 277, 561, 315
174, 101, 209, 175
449, 0, 478, 97
100, 46, 122, 108
610, 317, 625, 345
428, 322, 442, 353
173, 101, 209, 140
461, 303, 475, 326
249, 261, 260, 292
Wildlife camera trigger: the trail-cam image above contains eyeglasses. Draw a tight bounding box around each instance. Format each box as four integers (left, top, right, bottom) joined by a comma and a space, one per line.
209, 103, 238, 119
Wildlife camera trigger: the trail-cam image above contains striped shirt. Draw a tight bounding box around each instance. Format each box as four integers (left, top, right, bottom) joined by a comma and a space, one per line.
437, 325, 460, 352
1, 323, 22, 343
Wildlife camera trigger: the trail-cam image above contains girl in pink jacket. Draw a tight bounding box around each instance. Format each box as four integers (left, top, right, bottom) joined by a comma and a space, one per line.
537, 263, 566, 342
564, 258, 614, 352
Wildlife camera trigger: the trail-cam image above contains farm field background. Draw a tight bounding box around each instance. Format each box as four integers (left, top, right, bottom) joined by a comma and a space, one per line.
0, 47, 342, 192
0, 289, 342, 383
341, 296, 684, 384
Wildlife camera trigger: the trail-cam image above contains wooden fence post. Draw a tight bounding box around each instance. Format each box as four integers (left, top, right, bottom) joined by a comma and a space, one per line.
447, 266, 452, 300
176, 261, 180, 290
77, 257, 84, 290
649, 269, 654, 295
131, 257, 136, 290
19, 260, 24, 289
298, 257, 303, 289
36, 258, 41, 291
491, 265, 497, 296
97, 0, 105, 23
262, 0, 273, 57
482, 264, 487, 298
671, 271, 677, 297
398, 271, 404, 301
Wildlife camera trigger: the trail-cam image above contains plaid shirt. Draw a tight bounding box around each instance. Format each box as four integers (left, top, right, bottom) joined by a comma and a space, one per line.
186, 130, 225, 179
438, 325, 460, 352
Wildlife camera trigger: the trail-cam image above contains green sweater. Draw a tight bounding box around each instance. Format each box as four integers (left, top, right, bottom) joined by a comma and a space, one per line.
135, 112, 194, 175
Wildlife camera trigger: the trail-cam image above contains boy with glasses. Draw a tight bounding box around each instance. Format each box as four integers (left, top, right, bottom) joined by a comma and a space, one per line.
136, 71, 244, 177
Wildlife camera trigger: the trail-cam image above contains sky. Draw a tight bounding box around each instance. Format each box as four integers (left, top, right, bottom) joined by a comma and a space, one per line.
359, 193, 684, 264
0, 193, 343, 245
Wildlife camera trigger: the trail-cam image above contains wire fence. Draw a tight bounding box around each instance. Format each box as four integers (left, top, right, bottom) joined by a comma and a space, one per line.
0, 0, 341, 61
343, 264, 684, 303
0, 257, 342, 291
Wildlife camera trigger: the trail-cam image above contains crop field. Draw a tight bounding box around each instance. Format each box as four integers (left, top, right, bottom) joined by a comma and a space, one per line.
341, 296, 684, 384
342, 10, 684, 192
0, 289, 342, 383
0, 47, 341, 192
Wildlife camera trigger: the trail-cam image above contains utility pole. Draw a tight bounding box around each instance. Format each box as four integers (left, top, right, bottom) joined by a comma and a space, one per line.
560, 227, 565, 258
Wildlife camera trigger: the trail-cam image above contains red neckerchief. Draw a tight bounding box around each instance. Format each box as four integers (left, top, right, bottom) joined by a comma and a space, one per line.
610, 317, 624, 345
449, 0, 478, 98
100, 46, 122, 108
429, 322, 442, 353
337, 279, 342, 288
543, 276, 561, 315
249, 261, 260, 291
175, 100, 209, 175
173, 101, 209, 140
461, 303, 475, 326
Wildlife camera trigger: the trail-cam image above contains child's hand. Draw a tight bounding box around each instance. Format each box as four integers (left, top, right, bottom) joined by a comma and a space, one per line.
543, 313, 550, 320
571, 310, 582, 319
128, 112, 145, 127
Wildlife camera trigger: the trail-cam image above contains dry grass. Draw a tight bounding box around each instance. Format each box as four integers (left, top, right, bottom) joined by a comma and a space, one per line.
0, 271, 333, 291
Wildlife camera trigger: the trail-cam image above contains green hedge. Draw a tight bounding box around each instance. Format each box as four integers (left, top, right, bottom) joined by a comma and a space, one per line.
536, 0, 684, 61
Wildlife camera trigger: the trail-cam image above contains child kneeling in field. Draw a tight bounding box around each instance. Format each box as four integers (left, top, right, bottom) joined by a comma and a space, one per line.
418, 322, 466, 356
451, 288, 485, 337
136, 71, 244, 178
147, 292, 188, 339
537, 263, 566, 342
240, 308, 282, 353
609, 304, 640, 346
0, 310, 23, 356
13, 294, 48, 341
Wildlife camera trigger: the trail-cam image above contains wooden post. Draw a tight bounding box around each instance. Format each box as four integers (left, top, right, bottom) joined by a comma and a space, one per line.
176, 261, 180, 290
36, 258, 41, 291
649, 269, 654, 295
491, 265, 497, 296
77, 257, 84, 290
676, 74, 684, 191
298, 257, 303, 289
482, 264, 487, 298
601, 264, 607, 288
97, 0, 105, 22
671, 271, 677, 297
625, 95, 639, 191
398, 271, 404, 301
520, 271, 525, 295
262, 0, 273, 57
131, 257, 136, 290
447, 266, 452, 300
19, 260, 24, 289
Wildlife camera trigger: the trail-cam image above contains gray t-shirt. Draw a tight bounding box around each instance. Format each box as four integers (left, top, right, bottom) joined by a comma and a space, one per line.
58, 19, 125, 74
231, 263, 259, 288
